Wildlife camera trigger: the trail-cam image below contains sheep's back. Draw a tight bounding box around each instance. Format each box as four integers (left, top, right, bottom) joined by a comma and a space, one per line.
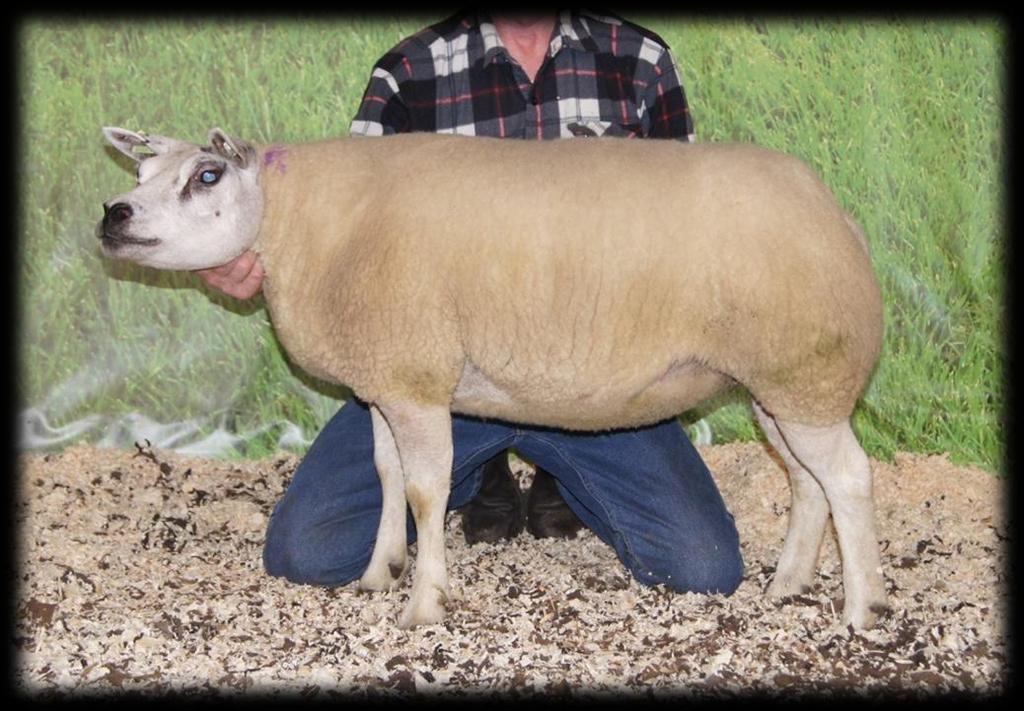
387, 136, 880, 426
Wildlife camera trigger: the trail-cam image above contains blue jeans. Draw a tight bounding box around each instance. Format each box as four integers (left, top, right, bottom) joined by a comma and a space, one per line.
263, 399, 743, 595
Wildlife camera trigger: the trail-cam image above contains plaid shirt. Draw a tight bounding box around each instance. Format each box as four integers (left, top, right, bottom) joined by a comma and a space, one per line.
349, 10, 695, 141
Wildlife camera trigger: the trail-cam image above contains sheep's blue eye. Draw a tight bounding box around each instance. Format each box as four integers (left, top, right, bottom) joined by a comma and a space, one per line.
200, 170, 219, 184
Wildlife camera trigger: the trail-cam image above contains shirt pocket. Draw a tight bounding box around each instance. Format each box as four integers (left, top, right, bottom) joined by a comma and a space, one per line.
565, 119, 641, 139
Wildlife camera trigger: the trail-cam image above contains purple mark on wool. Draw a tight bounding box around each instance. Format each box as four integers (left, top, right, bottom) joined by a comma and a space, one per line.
263, 146, 288, 174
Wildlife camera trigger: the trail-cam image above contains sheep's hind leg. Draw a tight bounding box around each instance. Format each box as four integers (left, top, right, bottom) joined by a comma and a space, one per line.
358, 405, 411, 592
770, 413, 888, 629
752, 402, 831, 598
377, 402, 454, 629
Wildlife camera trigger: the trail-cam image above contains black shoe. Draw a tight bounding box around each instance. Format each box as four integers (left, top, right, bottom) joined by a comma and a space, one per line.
526, 467, 585, 539
460, 452, 526, 545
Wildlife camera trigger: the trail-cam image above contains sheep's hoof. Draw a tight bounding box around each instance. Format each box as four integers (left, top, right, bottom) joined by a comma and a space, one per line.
767, 573, 813, 599
397, 585, 449, 629
357, 558, 409, 592
842, 600, 890, 630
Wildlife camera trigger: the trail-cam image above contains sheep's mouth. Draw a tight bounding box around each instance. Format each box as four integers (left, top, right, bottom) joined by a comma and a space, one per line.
101, 234, 160, 246
97, 223, 161, 252
99, 235, 163, 260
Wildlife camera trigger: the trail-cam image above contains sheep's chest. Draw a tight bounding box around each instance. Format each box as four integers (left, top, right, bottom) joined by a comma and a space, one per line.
261, 278, 354, 386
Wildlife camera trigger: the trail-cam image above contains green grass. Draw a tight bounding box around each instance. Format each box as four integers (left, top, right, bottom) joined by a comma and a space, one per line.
18, 16, 1006, 471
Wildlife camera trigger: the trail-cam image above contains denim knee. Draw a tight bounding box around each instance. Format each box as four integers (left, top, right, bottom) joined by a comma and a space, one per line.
262, 505, 367, 587
630, 523, 745, 596
262, 518, 319, 584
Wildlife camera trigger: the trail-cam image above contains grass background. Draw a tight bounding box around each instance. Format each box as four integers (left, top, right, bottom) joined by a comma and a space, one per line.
18, 14, 1006, 471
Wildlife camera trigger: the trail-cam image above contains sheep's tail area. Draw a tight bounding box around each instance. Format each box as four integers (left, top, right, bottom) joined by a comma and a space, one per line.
843, 212, 871, 256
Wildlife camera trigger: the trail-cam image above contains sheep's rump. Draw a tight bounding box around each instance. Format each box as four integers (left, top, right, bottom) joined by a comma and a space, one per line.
260, 135, 883, 430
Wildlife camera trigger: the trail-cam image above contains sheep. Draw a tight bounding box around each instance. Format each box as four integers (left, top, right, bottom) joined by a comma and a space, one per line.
99, 127, 887, 630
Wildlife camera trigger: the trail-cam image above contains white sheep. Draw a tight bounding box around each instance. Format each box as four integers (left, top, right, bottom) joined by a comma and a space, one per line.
99, 127, 887, 629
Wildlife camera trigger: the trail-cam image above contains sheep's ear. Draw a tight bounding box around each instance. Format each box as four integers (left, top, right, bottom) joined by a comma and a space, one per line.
209, 128, 255, 169
102, 127, 190, 161
102, 127, 154, 162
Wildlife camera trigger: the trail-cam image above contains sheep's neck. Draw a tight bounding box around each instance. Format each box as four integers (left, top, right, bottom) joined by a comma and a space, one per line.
248, 140, 373, 387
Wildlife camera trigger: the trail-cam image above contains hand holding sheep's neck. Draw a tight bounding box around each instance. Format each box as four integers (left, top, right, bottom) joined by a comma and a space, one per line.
492, 13, 556, 83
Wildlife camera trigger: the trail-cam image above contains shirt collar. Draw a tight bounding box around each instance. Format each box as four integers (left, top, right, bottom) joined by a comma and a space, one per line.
478, 10, 598, 66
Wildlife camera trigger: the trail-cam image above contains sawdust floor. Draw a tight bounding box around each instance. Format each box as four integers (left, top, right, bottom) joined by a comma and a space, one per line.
13, 440, 1010, 699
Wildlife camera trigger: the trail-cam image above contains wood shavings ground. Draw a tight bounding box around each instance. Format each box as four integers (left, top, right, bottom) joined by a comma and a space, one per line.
13, 441, 1009, 699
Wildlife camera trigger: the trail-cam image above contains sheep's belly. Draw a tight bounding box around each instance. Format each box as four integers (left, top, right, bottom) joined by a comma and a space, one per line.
450, 361, 734, 431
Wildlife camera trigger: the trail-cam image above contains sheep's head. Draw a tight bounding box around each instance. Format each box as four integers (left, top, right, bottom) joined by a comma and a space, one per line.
98, 127, 264, 270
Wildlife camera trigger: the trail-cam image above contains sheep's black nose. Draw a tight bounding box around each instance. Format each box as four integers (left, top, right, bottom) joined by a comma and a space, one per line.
103, 202, 133, 226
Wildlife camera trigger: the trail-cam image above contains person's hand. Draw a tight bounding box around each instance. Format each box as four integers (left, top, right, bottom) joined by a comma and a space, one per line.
195, 250, 265, 299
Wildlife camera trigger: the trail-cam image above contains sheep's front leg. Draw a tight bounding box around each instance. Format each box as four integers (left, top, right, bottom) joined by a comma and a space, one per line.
376, 401, 454, 629
358, 405, 411, 592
